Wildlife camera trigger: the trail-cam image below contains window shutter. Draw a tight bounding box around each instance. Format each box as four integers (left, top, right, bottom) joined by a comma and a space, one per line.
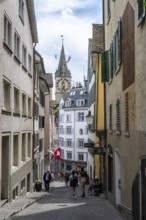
137, 0, 145, 25
110, 42, 113, 79
118, 18, 122, 65
116, 98, 121, 131
102, 50, 109, 82
113, 34, 116, 73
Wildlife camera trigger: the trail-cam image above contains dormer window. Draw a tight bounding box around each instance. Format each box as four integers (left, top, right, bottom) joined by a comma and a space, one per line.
76, 100, 84, 106
70, 91, 76, 96
65, 100, 71, 107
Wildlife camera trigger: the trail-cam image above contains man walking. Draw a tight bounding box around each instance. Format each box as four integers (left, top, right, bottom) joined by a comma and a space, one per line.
43, 170, 51, 192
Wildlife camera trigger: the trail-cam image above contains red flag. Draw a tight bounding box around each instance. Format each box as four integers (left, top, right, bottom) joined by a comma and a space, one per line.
54, 147, 61, 160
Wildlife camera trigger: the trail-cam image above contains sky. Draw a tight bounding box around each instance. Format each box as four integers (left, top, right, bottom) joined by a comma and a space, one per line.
34, 0, 102, 91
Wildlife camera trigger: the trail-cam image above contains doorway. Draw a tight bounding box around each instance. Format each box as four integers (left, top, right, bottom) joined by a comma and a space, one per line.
115, 150, 121, 207
1, 136, 9, 200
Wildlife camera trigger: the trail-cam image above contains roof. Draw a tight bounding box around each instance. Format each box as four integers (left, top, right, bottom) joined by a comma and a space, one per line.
62, 86, 88, 109
26, 0, 38, 43
41, 73, 53, 88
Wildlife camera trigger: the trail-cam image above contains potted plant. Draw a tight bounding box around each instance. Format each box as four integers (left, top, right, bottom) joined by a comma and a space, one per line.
35, 179, 42, 192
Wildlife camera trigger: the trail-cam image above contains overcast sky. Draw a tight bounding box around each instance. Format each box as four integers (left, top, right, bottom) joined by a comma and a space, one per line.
34, 0, 102, 90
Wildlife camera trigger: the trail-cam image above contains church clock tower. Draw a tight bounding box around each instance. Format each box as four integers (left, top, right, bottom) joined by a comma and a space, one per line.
55, 40, 71, 103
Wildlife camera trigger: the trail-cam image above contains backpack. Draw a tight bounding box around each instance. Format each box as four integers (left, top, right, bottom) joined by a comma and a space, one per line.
71, 174, 78, 186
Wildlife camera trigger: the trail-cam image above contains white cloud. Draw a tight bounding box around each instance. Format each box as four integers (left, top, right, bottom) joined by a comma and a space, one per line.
34, 0, 102, 96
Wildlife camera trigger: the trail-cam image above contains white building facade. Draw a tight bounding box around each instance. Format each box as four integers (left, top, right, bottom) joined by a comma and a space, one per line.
59, 86, 89, 173
0, 0, 38, 201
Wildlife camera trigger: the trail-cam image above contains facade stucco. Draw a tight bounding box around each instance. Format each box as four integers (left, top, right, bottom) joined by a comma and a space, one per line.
0, 0, 36, 201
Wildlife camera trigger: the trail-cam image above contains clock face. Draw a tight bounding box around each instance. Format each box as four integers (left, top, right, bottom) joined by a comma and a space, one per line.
56, 78, 71, 92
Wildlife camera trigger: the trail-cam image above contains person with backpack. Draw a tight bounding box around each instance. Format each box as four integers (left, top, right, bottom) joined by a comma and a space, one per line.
69, 170, 78, 199
43, 169, 51, 192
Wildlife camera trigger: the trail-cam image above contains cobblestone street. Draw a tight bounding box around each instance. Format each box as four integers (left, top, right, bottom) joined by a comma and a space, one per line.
6, 180, 124, 220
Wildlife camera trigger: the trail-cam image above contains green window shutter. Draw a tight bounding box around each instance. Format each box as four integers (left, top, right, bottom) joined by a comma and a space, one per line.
102, 50, 109, 83
110, 42, 113, 79
137, 0, 146, 25
113, 34, 116, 73
118, 17, 122, 65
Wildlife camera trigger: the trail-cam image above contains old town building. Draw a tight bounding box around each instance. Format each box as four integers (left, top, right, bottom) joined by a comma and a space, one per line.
102, 0, 146, 219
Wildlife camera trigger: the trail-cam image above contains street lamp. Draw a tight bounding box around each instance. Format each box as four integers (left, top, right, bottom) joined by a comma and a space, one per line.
85, 110, 105, 138
85, 110, 94, 130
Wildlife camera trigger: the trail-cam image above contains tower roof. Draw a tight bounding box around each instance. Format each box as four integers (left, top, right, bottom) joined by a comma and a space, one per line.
55, 44, 71, 78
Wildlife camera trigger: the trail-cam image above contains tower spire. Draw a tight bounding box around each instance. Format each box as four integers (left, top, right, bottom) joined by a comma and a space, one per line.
55, 36, 71, 78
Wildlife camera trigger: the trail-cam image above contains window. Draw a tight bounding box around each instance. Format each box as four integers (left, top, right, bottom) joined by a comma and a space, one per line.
19, 0, 24, 22
60, 126, 64, 134
78, 153, 84, 161
59, 138, 64, 146
28, 97, 31, 117
116, 98, 121, 132
66, 126, 72, 134
125, 93, 129, 132
109, 104, 112, 131
66, 139, 72, 147
109, 18, 122, 79
13, 135, 19, 167
39, 138, 43, 152
102, 18, 122, 83
65, 101, 71, 107
13, 186, 18, 199
21, 178, 25, 191
66, 114, 71, 123
28, 54, 32, 74
79, 128, 83, 135
4, 14, 12, 49
76, 100, 84, 106
39, 116, 44, 128
61, 149, 64, 159
14, 87, 20, 114
22, 133, 26, 161
3, 78, 11, 111
39, 90, 45, 107
27, 133, 31, 158
60, 115, 64, 123
70, 91, 76, 96
137, 0, 146, 25
22, 93, 26, 116
14, 31, 20, 60
78, 112, 84, 122
67, 152, 72, 160
22, 44, 27, 69
78, 139, 84, 148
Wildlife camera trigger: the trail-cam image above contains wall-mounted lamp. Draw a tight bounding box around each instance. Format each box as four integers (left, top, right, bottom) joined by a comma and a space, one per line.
85, 110, 105, 138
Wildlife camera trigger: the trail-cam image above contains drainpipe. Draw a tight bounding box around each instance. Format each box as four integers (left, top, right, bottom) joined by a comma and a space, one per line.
102, 0, 107, 199
33, 43, 37, 184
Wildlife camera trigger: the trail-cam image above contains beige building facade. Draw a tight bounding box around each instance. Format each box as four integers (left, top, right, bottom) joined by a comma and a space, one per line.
103, 0, 146, 219
0, 0, 38, 201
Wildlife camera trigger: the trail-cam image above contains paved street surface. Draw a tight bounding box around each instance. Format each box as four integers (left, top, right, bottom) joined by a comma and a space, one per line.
0, 179, 124, 220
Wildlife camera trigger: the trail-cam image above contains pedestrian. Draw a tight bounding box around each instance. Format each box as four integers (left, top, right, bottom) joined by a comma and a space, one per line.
87, 178, 94, 195
43, 169, 51, 192
64, 172, 69, 186
69, 170, 78, 199
79, 167, 87, 197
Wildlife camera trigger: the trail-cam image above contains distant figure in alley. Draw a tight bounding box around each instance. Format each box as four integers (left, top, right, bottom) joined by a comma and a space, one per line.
43, 170, 51, 192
